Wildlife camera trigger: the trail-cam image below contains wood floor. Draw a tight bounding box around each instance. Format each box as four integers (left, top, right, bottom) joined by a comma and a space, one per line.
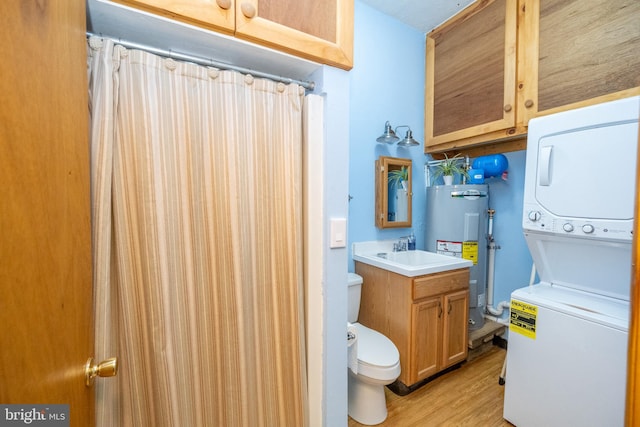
348, 345, 514, 427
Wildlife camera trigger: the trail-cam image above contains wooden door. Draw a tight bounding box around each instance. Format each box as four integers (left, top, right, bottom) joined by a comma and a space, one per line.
441, 290, 469, 369
624, 109, 640, 425
0, 1, 94, 426
410, 297, 441, 383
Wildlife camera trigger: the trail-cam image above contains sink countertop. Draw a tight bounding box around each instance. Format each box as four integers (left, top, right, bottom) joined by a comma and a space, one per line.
352, 240, 472, 277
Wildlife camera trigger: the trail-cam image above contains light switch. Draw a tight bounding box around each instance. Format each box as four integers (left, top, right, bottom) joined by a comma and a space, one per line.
330, 218, 347, 248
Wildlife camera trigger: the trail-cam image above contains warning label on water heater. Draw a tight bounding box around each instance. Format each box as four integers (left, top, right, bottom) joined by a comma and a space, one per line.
436, 240, 462, 257
510, 299, 537, 339
462, 242, 478, 265
435, 240, 478, 265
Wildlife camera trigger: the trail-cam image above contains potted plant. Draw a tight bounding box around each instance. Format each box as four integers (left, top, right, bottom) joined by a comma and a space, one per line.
432, 153, 468, 185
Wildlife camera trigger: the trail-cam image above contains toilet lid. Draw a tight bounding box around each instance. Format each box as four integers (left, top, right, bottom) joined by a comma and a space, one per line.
353, 323, 399, 368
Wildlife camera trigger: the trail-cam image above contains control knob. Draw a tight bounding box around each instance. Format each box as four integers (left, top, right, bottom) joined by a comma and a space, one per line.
582, 224, 595, 234
528, 211, 541, 222
563, 223, 574, 232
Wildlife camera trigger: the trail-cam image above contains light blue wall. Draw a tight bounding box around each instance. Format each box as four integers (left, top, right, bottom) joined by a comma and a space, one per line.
349, 1, 427, 260
348, 1, 534, 322
484, 151, 535, 308
310, 65, 351, 426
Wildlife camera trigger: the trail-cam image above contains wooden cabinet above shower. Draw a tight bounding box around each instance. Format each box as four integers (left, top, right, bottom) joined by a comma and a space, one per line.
110, 0, 354, 70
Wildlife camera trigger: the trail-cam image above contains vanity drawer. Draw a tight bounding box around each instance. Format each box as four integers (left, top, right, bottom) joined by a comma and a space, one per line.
412, 268, 469, 301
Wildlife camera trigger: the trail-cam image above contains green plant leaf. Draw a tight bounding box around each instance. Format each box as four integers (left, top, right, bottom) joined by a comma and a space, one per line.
431, 153, 469, 180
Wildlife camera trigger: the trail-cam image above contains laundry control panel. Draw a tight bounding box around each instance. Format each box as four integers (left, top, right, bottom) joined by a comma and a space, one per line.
523, 203, 633, 242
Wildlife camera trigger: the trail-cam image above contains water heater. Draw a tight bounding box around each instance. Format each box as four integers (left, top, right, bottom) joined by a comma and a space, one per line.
425, 184, 488, 330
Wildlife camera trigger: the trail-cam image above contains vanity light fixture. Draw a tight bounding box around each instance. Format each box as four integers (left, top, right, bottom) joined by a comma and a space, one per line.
395, 126, 420, 147
376, 121, 399, 144
376, 121, 420, 147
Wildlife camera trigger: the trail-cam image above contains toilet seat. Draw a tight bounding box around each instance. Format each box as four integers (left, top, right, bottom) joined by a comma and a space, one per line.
352, 323, 400, 381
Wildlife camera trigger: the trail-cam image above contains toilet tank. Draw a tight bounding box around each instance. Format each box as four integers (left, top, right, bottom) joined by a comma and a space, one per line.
348, 273, 363, 323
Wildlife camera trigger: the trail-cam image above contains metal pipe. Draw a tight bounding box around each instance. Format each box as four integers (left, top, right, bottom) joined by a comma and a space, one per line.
486, 209, 496, 307
86, 33, 316, 90
485, 208, 510, 317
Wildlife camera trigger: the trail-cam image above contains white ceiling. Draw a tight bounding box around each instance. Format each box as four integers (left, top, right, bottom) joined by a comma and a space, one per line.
359, 0, 476, 33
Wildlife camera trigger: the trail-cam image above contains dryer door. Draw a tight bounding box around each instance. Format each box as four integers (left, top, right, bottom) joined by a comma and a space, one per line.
523, 96, 639, 241
534, 122, 636, 220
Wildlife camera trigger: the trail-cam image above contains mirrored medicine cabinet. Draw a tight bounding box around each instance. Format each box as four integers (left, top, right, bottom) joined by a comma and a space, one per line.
375, 156, 412, 228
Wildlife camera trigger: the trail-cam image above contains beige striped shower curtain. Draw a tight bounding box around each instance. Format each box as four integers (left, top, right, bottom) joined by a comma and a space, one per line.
88, 37, 308, 427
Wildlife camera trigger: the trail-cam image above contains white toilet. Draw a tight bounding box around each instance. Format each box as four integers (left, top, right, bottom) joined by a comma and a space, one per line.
347, 273, 401, 425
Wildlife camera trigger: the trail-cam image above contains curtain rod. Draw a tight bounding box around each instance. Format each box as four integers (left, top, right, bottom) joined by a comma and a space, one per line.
86, 33, 316, 91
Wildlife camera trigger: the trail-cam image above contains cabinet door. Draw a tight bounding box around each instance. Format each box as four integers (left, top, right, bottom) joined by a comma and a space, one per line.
425, 0, 517, 151
235, 0, 353, 70
519, 0, 640, 123
411, 297, 441, 383
441, 290, 469, 369
375, 156, 412, 229
114, 0, 235, 33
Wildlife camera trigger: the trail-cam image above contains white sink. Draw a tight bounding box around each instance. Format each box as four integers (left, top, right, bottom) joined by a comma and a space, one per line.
352, 241, 472, 277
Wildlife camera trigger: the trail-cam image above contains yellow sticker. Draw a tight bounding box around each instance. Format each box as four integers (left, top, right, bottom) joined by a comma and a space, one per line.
510, 299, 537, 339
462, 241, 478, 265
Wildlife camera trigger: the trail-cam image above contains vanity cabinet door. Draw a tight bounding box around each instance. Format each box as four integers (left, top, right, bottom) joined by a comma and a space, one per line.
441, 289, 469, 369
411, 297, 441, 383
519, 0, 640, 123
424, 0, 518, 152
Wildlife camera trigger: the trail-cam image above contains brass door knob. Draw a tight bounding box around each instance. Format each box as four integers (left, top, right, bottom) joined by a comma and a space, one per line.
85, 357, 118, 387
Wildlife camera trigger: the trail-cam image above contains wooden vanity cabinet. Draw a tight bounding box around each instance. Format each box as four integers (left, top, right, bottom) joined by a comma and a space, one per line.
355, 262, 469, 387
425, 0, 640, 155
110, 0, 354, 69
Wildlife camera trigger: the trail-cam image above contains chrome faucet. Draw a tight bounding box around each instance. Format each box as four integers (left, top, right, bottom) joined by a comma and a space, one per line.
393, 238, 408, 252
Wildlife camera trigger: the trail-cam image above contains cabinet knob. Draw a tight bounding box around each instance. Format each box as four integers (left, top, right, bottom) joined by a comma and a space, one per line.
503, 104, 512, 112
216, 0, 232, 10
241, 1, 257, 18
524, 99, 534, 108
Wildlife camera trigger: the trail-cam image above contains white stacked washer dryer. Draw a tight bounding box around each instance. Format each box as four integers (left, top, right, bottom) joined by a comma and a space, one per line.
503, 95, 640, 427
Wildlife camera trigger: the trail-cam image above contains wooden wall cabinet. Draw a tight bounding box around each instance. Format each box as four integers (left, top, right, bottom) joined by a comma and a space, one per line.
375, 156, 412, 229
425, 0, 640, 155
355, 262, 469, 388
425, 0, 518, 155
519, 0, 640, 122
111, 0, 354, 69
